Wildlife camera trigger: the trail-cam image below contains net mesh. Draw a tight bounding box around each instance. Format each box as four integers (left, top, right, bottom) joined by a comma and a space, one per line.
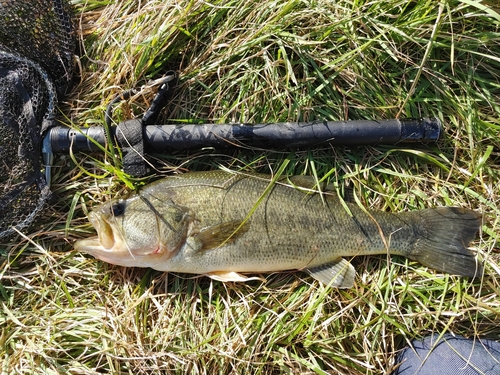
0, 0, 75, 239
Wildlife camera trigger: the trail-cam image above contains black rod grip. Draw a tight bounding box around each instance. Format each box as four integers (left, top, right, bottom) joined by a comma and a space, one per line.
143, 117, 441, 151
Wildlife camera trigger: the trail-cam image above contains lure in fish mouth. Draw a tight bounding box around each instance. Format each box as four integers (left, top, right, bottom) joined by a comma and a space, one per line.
75, 171, 483, 288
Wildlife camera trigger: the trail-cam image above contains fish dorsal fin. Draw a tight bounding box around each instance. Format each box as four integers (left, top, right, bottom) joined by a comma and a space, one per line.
285, 175, 335, 192
342, 185, 356, 203
205, 271, 265, 282
306, 258, 356, 288
194, 220, 250, 252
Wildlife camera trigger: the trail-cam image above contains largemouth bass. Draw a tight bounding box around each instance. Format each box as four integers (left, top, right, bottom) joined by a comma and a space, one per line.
75, 170, 482, 288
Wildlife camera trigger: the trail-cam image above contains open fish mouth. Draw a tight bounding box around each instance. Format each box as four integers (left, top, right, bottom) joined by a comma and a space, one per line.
75, 213, 115, 254
74, 233, 125, 265
74, 211, 153, 267
91, 213, 115, 249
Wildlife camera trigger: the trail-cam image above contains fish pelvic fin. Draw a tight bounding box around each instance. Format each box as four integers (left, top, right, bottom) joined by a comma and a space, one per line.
409, 207, 483, 278
306, 258, 356, 288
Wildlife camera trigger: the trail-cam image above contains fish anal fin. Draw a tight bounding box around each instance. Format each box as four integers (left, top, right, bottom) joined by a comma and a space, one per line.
206, 271, 265, 282
195, 220, 250, 252
306, 258, 356, 288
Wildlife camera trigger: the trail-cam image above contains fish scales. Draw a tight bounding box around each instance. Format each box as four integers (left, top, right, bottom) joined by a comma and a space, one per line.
156, 172, 409, 269
75, 170, 483, 288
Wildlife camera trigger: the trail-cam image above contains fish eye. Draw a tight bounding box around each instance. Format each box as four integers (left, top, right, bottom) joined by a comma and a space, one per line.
110, 202, 126, 217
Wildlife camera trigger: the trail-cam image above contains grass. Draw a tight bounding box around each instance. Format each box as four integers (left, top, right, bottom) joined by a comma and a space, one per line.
1, 0, 500, 373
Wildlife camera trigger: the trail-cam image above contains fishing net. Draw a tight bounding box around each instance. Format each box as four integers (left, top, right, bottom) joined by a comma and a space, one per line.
0, 0, 75, 239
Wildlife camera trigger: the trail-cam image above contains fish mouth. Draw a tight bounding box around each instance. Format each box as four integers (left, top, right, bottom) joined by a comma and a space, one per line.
74, 213, 149, 267
74, 212, 115, 254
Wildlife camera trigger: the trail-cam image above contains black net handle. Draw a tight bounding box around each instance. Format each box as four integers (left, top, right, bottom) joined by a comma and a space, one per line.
49, 117, 441, 153
45, 117, 441, 179
43, 72, 442, 179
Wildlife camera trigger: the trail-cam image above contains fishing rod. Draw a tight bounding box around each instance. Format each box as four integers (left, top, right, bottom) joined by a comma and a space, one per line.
42, 72, 441, 183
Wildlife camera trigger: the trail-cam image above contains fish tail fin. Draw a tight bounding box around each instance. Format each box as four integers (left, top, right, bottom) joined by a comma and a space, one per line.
408, 207, 483, 277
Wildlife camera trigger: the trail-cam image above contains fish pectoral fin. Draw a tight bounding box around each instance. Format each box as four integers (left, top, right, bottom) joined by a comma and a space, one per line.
195, 220, 250, 252
205, 271, 265, 282
306, 258, 356, 288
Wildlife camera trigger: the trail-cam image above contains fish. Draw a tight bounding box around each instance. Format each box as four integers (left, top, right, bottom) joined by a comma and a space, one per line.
74, 170, 483, 288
